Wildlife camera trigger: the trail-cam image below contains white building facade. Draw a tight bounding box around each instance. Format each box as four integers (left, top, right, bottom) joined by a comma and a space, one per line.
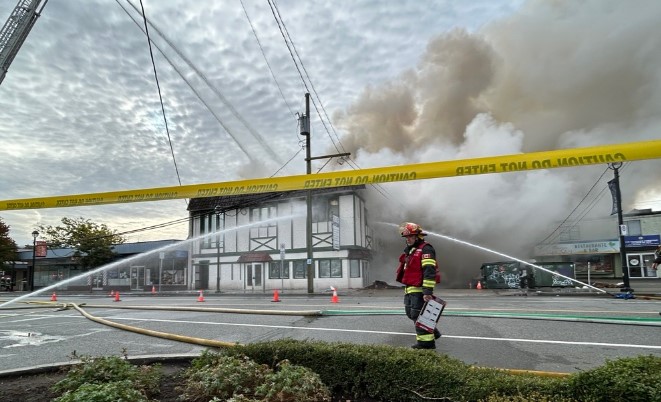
187, 186, 373, 292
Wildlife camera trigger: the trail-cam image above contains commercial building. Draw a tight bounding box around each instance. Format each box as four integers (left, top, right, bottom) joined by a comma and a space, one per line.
6, 240, 187, 291
534, 209, 661, 282
187, 186, 373, 293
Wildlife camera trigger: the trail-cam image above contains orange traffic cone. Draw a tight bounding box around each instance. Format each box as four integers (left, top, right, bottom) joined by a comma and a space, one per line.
109, 289, 114, 297
271, 289, 280, 302
50, 292, 57, 301
330, 287, 339, 303
114, 291, 121, 302
151, 285, 156, 294
197, 290, 205, 302
476, 281, 482, 290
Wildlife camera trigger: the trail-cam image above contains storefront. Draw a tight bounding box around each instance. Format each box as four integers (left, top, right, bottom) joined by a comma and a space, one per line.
534, 240, 618, 280
535, 235, 661, 280
624, 235, 660, 279
17, 241, 189, 291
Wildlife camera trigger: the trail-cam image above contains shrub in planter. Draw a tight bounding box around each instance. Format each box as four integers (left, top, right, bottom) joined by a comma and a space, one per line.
178, 354, 270, 402
51, 355, 161, 397
254, 359, 331, 401
53, 379, 150, 402
178, 352, 330, 402
568, 355, 661, 402
235, 339, 368, 397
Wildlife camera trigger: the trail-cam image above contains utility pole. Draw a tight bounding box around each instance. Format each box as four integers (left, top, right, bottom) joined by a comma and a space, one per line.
214, 206, 222, 293
299, 93, 350, 293
608, 162, 632, 293
300, 94, 313, 293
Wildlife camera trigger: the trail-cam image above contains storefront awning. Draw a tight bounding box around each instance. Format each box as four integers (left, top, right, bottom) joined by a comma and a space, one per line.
236, 252, 273, 263
348, 249, 372, 260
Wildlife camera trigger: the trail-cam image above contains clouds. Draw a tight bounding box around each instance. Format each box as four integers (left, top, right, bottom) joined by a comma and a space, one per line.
0, 0, 659, 285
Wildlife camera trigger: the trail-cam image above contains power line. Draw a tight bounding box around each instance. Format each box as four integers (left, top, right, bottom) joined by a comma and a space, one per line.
137, 0, 183, 188
239, 0, 295, 118
116, 0, 255, 163
537, 166, 610, 245
269, 0, 346, 155
538, 163, 633, 246
265, 1, 394, 203
125, 0, 289, 168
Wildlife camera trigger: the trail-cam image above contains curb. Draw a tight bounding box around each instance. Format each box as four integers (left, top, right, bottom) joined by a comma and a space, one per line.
0, 353, 201, 378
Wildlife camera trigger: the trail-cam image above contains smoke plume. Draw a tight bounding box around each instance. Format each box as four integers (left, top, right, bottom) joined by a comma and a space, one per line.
335, 0, 661, 287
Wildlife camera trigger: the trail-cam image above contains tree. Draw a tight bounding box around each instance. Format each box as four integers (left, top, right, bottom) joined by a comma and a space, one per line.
0, 217, 18, 268
38, 217, 126, 270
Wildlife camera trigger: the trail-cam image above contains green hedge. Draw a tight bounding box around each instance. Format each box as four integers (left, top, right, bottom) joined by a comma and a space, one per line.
229, 340, 660, 402
50, 341, 661, 401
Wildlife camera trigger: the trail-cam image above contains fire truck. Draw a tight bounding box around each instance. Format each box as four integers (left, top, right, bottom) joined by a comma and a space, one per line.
0, 0, 48, 86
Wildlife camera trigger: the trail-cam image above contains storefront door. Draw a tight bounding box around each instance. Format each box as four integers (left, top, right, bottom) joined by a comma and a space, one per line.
626, 253, 657, 278
245, 263, 263, 291
130, 266, 145, 290
91, 272, 104, 290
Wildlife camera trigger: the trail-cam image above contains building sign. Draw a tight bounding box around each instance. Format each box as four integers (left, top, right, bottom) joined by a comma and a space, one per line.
331, 214, 340, 251
35, 241, 48, 257
624, 235, 660, 247
534, 240, 619, 256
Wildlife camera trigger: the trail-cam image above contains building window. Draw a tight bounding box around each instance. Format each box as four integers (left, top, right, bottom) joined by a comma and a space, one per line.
251, 205, 278, 223
293, 260, 307, 279
573, 254, 614, 275
558, 226, 579, 242
350, 260, 361, 278
625, 220, 642, 236
312, 197, 339, 223
200, 213, 223, 248
270, 261, 289, 279
250, 205, 278, 237
319, 259, 342, 278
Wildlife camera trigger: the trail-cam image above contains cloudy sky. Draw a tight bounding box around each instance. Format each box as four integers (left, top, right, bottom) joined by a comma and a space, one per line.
1, 0, 660, 282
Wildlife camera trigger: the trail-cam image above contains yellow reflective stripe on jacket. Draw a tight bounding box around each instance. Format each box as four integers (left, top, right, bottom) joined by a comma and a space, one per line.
422, 279, 436, 288
421, 258, 436, 266
405, 286, 423, 294
416, 333, 435, 342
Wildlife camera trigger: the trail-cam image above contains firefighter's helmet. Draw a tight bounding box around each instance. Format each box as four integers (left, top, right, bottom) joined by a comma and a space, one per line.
399, 222, 427, 237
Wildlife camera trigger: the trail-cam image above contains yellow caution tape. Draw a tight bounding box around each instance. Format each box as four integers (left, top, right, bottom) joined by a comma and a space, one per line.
1, 140, 660, 211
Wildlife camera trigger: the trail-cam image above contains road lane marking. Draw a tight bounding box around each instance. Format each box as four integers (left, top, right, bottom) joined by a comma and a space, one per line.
107, 316, 661, 350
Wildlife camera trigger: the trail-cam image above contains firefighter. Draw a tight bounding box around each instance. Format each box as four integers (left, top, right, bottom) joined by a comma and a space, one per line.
395, 222, 441, 349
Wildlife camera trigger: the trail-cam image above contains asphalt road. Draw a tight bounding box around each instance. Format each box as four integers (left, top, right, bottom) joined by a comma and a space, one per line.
1, 291, 660, 374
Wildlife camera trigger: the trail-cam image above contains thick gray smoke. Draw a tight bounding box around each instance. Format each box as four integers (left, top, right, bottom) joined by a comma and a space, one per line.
335, 0, 661, 287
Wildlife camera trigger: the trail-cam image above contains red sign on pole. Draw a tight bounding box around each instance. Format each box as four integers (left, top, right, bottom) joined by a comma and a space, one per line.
35, 241, 48, 258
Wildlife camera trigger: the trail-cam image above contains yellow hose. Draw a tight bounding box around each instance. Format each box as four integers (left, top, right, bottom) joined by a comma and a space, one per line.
479, 366, 571, 378
79, 304, 323, 316
70, 303, 237, 348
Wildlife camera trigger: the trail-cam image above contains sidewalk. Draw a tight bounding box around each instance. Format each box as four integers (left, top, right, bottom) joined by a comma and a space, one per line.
1, 279, 659, 299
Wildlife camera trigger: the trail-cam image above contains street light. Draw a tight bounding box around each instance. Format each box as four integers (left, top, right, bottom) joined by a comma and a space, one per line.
30, 230, 38, 292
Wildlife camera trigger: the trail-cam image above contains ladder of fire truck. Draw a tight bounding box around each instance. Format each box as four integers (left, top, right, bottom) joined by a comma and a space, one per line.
0, 0, 48, 86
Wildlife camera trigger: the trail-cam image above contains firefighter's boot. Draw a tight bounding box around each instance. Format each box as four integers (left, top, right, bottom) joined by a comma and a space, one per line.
411, 342, 436, 350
